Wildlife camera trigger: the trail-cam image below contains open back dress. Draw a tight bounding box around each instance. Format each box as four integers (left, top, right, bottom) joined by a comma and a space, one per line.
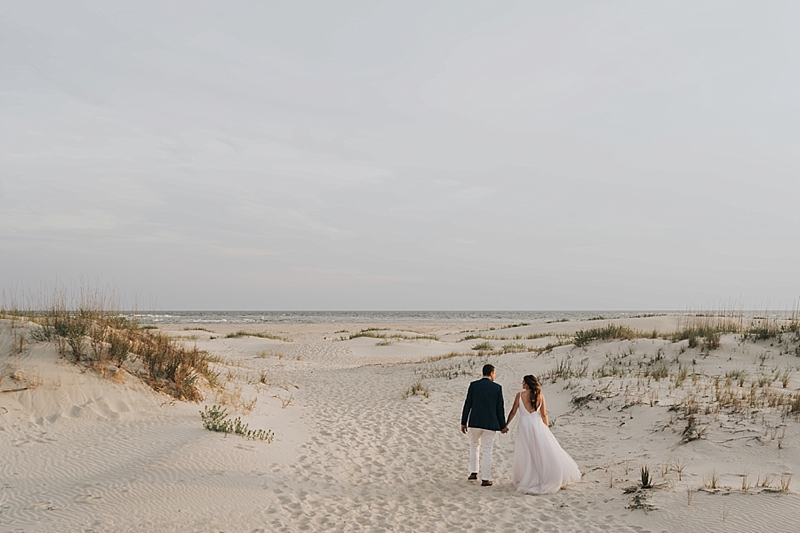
512, 392, 581, 494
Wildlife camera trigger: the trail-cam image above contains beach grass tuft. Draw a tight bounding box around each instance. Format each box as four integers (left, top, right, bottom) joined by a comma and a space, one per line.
225, 331, 291, 342
349, 328, 438, 341
640, 465, 653, 489
200, 405, 274, 441
403, 380, 430, 399
1, 284, 215, 401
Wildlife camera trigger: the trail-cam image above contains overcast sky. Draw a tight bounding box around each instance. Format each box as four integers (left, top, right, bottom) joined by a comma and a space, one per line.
1, 1, 799, 310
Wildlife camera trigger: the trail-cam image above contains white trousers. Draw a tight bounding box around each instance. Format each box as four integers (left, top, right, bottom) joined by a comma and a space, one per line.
468, 427, 496, 481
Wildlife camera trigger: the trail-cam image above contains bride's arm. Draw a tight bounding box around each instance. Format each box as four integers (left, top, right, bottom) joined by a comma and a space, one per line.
505, 392, 520, 428
540, 394, 548, 426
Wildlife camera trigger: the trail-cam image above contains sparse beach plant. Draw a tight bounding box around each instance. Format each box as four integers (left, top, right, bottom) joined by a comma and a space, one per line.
626, 492, 655, 512
403, 380, 430, 399
725, 369, 748, 387
471, 341, 493, 351
640, 465, 653, 489
647, 364, 669, 381
278, 393, 293, 408
703, 469, 719, 490
500, 342, 528, 353
545, 358, 588, 382
225, 331, 291, 342
673, 459, 686, 481
674, 364, 688, 387
350, 329, 437, 341
414, 356, 486, 380
573, 324, 644, 347
571, 390, 605, 408
534, 339, 572, 355
703, 332, 721, 351
681, 415, 707, 443
200, 405, 274, 442
672, 311, 743, 346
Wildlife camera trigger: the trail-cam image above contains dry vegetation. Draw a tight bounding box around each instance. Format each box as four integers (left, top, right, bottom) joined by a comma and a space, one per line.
449, 310, 800, 503
348, 327, 439, 341
2, 286, 214, 401
225, 330, 291, 342
536, 311, 800, 500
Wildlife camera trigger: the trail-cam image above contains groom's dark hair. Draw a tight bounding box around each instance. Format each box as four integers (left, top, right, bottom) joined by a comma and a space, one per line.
482, 364, 495, 376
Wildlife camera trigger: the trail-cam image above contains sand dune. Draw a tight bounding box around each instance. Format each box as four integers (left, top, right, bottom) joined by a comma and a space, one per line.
1, 317, 798, 532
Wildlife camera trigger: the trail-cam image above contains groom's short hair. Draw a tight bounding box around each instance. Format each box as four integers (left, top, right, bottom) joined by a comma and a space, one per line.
482, 364, 495, 376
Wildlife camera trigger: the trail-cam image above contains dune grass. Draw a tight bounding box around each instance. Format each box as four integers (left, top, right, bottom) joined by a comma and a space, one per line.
1, 285, 213, 401
225, 330, 291, 342
200, 404, 274, 442
414, 355, 488, 380
403, 380, 430, 399
572, 311, 799, 351
573, 325, 648, 347
349, 328, 438, 341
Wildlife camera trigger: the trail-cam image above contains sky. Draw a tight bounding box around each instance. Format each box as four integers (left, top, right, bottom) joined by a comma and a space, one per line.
1, 1, 799, 310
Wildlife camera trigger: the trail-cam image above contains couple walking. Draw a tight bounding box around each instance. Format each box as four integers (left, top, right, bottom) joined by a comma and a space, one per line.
460, 364, 581, 493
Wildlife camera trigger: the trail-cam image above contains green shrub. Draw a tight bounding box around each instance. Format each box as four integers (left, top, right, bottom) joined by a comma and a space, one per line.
641, 465, 653, 489
471, 341, 493, 351
200, 405, 274, 442
573, 325, 643, 347
225, 331, 291, 342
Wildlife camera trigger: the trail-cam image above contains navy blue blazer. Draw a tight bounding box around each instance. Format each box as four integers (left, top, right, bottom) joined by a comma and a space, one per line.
461, 377, 506, 431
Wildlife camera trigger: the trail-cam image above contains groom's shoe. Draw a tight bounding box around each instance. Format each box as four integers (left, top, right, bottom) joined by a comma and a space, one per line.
468, 473, 478, 481
481, 480, 493, 487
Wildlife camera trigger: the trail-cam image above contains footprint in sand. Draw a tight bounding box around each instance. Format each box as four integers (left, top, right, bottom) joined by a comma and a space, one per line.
74, 494, 102, 504
23, 501, 53, 511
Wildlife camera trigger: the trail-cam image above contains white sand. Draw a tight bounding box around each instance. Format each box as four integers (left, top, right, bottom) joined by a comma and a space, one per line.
2, 317, 798, 532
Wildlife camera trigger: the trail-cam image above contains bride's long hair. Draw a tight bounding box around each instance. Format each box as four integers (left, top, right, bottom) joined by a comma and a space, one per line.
523, 375, 541, 409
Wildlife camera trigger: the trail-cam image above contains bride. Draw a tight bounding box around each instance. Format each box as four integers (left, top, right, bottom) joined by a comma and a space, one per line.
505, 375, 581, 494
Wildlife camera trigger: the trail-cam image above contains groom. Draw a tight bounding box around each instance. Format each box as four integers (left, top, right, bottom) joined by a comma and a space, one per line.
460, 364, 507, 486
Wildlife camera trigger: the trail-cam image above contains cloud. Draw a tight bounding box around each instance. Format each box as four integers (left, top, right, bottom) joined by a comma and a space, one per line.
0, 210, 118, 233
448, 187, 494, 201
256, 267, 418, 286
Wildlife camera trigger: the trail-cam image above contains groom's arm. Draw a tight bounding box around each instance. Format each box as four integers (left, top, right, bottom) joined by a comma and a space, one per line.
496, 387, 507, 433
460, 385, 474, 431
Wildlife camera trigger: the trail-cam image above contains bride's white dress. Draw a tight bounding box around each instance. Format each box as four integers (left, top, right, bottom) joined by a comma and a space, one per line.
512, 393, 581, 494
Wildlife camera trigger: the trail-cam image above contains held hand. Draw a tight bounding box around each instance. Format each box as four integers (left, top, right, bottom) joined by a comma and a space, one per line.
500, 426, 509, 434
460, 424, 467, 434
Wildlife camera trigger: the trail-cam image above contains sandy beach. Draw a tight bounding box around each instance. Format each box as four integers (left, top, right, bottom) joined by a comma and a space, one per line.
2, 315, 799, 532
4, 1, 798, 531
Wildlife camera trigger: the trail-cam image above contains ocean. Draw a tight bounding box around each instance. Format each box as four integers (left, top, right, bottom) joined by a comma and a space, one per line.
128, 310, 676, 325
